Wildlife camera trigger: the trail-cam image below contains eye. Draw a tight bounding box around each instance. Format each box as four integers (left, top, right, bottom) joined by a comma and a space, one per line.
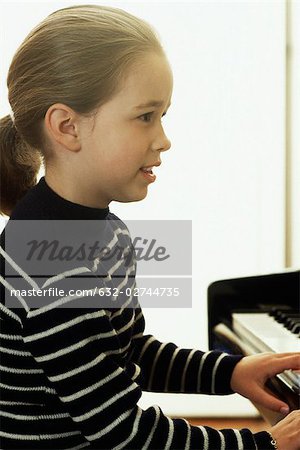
139, 112, 153, 123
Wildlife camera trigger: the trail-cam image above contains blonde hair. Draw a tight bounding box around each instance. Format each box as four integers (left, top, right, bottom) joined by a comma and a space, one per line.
0, 4, 164, 216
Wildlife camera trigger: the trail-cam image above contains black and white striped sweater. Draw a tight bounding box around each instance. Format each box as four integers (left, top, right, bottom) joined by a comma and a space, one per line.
0, 177, 273, 449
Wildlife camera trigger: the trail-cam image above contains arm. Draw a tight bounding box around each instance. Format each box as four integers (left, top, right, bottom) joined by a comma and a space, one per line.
231, 353, 300, 450
22, 286, 272, 450
129, 307, 300, 450
129, 306, 243, 395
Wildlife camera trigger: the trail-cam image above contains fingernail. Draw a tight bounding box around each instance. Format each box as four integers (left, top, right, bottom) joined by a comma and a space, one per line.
280, 406, 289, 415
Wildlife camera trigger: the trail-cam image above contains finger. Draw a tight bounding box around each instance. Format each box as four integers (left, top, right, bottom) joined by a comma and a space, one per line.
268, 354, 300, 376
263, 384, 290, 414
251, 387, 290, 413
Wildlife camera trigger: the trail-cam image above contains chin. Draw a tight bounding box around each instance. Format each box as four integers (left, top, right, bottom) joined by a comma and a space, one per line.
116, 189, 148, 204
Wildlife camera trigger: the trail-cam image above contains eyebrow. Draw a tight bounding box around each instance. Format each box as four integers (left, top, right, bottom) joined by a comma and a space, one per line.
134, 101, 171, 110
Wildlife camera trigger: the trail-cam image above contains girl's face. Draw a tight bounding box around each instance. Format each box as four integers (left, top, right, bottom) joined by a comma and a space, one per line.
77, 52, 173, 207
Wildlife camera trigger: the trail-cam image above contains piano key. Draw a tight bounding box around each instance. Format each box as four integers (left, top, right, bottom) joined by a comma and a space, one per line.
232, 313, 300, 353
285, 314, 300, 322
276, 312, 300, 324
232, 313, 300, 392
291, 323, 300, 334
269, 305, 293, 320
286, 318, 300, 331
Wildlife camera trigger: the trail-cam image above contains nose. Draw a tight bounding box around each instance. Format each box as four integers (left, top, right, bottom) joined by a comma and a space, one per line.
152, 124, 171, 153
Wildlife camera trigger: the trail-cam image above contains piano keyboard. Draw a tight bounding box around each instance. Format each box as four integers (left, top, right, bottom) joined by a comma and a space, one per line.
232, 310, 300, 392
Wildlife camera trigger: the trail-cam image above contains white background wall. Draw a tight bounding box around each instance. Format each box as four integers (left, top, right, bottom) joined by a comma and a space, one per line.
0, 1, 294, 417
288, 0, 300, 267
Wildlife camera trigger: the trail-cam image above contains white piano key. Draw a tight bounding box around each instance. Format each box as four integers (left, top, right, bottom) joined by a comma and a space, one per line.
232, 313, 300, 392
232, 313, 300, 353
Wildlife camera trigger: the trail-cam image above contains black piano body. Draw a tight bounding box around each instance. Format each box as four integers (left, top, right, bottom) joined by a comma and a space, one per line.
207, 269, 300, 423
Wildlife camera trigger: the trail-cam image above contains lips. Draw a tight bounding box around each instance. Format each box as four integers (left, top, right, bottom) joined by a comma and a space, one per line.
139, 163, 161, 183
140, 162, 161, 173
141, 167, 154, 174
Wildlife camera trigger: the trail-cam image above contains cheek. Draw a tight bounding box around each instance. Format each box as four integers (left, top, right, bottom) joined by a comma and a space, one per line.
108, 135, 144, 167
87, 125, 146, 174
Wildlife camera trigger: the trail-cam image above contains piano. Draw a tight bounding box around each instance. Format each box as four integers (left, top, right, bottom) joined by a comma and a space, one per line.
207, 269, 300, 424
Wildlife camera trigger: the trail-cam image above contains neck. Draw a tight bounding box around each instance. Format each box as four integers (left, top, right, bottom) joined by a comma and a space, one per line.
44, 169, 110, 209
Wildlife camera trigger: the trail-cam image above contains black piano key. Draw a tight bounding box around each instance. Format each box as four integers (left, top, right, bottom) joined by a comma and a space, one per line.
285, 315, 300, 326
277, 311, 299, 323
286, 318, 300, 331
282, 314, 300, 326
291, 323, 300, 335
269, 305, 293, 316
268, 307, 300, 337
270, 308, 298, 323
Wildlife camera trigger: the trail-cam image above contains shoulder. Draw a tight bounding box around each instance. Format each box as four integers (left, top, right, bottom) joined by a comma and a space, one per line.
9, 186, 49, 220
107, 212, 132, 239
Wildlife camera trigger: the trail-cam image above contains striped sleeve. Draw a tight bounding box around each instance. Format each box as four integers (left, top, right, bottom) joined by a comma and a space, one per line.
130, 307, 244, 394
21, 301, 268, 450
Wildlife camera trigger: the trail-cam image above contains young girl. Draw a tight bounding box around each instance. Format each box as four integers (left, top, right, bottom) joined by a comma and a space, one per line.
0, 5, 299, 450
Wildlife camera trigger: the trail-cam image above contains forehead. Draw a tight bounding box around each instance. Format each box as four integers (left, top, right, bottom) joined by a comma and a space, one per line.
115, 53, 173, 107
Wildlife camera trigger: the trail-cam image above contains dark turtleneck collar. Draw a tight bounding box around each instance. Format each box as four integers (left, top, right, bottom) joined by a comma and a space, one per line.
9, 176, 110, 220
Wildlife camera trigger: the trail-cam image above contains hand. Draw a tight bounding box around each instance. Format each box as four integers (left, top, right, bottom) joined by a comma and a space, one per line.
230, 352, 300, 413
269, 410, 300, 450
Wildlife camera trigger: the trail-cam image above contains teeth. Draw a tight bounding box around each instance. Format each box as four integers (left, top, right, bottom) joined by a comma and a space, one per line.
142, 167, 153, 173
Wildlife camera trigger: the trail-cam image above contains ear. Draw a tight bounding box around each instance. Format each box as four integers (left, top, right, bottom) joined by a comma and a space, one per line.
44, 103, 82, 152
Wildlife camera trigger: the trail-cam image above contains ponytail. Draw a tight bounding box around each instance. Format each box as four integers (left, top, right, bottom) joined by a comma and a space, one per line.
0, 115, 42, 216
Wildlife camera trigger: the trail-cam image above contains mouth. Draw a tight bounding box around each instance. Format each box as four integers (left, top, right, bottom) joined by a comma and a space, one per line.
140, 164, 160, 183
